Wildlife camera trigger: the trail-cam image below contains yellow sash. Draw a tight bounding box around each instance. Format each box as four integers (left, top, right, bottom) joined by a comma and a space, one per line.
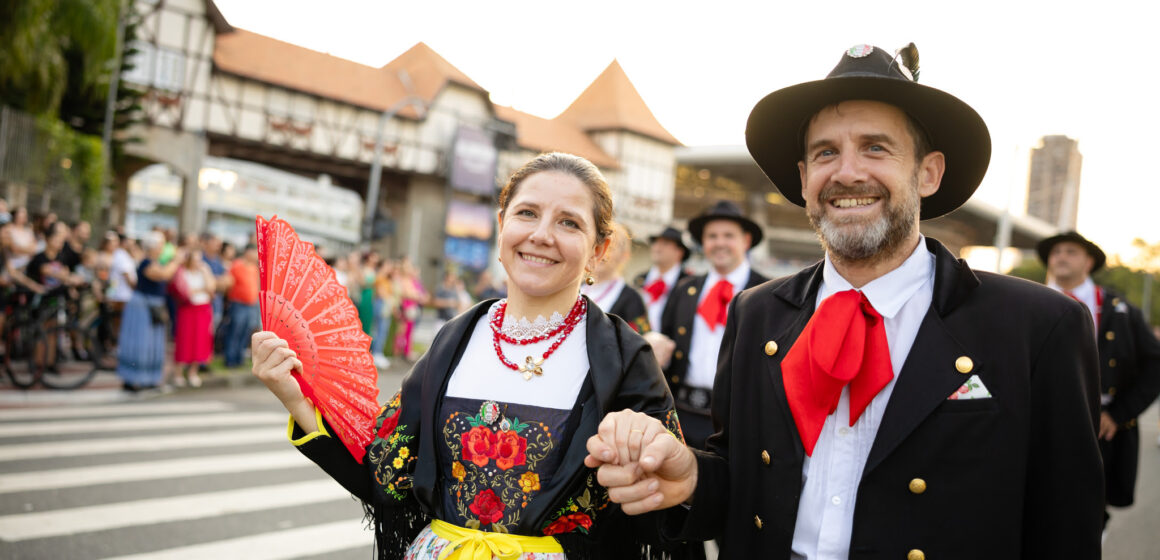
430, 519, 563, 560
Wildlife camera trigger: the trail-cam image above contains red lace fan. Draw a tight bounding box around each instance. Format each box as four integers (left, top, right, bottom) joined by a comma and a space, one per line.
256, 216, 379, 463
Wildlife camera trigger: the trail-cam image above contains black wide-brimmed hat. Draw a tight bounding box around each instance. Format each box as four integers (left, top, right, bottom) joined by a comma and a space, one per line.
688, 200, 763, 248
746, 43, 991, 220
649, 226, 690, 261
1036, 231, 1107, 273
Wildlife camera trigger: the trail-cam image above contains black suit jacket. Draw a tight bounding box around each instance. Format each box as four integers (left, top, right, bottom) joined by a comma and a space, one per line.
659, 267, 769, 406
670, 238, 1104, 559
604, 283, 651, 333
1095, 287, 1160, 506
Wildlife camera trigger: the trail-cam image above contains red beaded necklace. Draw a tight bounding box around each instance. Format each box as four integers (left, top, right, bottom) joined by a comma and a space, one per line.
490, 296, 586, 380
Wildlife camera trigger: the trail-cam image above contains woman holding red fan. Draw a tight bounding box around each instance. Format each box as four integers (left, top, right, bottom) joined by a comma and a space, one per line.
253, 152, 684, 559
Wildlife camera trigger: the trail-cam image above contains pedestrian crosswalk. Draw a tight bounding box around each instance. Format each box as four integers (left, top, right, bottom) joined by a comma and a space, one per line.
0, 397, 373, 559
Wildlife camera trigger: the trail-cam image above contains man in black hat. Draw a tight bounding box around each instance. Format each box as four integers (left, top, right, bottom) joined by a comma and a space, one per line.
585, 44, 1103, 559
1038, 231, 1160, 533
651, 200, 769, 451
634, 226, 692, 332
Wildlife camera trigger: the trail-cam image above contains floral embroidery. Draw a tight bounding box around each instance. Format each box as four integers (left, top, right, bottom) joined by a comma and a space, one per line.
519, 472, 541, 493
469, 489, 506, 525
368, 391, 416, 501
542, 512, 593, 536
442, 398, 557, 532
541, 472, 609, 536
462, 426, 499, 467
663, 409, 686, 443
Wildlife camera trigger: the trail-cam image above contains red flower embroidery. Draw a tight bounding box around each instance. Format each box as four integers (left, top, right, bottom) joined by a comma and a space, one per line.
461, 426, 498, 467
494, 430, 527, 470
542, 513, 593, 535
469, 489, 505, 525
375, 409, 400, 441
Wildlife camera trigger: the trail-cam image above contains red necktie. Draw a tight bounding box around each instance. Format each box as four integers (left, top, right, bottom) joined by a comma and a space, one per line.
697, 279, 733, 331
781, 290, 893, 456
644, 278, 667, 303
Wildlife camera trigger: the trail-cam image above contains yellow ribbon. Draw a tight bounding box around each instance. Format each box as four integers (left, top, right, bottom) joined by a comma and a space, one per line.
430, 519, 562, 560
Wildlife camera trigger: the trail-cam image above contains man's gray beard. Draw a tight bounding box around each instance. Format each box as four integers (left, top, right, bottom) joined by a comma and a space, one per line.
808, 182, 920, 264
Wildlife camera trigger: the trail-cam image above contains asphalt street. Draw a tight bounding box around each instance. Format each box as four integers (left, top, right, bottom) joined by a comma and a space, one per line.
1, 358, 1156, 559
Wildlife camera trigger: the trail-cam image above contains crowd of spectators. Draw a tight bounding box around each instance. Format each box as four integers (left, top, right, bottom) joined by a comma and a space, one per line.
0, 201, 507, 391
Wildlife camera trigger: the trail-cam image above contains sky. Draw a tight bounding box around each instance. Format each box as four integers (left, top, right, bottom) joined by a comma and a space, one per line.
213, 0, 1159, 264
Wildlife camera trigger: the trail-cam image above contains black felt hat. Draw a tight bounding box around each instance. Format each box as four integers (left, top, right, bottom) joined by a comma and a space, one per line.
746, 43, 991, 220
649, 226, 690, 262
688, 200, 763, 248
1036, 231, 1107, 273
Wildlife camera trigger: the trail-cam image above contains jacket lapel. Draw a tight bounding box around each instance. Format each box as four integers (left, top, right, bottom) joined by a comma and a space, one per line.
764, 262, 825, 462
865, 239, 980, 472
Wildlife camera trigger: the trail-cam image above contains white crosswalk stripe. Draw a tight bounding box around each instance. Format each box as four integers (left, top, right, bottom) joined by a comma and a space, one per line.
0, 398, 371, 558
99, 519, 371, 560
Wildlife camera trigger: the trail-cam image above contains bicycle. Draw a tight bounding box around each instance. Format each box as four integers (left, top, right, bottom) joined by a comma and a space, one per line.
2, 286, 107, 390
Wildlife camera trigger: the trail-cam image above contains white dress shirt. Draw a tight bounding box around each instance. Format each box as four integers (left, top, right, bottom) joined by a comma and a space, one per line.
791, 238, 935, 560
1047, 277, 1099, 327
642, 265, 683, 331
687, 260, 751, 389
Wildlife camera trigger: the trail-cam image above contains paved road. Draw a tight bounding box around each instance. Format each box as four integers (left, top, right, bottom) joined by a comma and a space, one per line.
1, 364, 1155, 559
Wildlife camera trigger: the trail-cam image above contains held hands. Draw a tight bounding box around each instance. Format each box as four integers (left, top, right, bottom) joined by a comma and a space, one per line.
584, 410, 698, 515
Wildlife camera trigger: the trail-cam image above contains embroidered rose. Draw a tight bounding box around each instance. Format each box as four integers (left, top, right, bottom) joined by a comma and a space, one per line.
480, 401, 501, 424
494, 430, 528, 470
542, 513, 593, 535
452, 461, 466, 482
375, 410, 400, 441
462, 426, 498, 467
519, 471, 541, 493
469, 489, 505, 525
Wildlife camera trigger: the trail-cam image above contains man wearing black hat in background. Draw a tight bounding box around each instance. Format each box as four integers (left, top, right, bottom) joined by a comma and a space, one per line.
650, 200, 769, 451
1039, 231, 1160, 536
634, 226, 692, 332
585, 44, 1103, 559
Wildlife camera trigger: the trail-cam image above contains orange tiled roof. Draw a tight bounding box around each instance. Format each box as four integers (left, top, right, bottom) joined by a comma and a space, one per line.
556, 60, 682, 146
494, 106, 619, 169
213, 31, 486, 119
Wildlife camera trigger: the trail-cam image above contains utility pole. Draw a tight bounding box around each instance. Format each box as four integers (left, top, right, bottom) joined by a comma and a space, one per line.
363, 70, 424, 243
100, 0, 128, 226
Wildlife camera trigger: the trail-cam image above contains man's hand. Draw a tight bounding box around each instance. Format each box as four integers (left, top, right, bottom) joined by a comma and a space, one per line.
584, 410, 698, 515
642, 331, 676, 369
1098, 411, 1118, 441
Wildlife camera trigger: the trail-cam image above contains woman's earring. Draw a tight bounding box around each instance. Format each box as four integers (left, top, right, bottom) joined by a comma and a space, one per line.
585, 274, 595, 286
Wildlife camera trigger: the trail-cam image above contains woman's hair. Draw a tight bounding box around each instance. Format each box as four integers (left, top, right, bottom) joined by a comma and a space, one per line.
142, 231, 165, 252
498, 152, 614, 244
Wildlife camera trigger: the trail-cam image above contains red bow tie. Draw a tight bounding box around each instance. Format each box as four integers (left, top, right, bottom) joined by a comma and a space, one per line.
643, 278, 667, 303
697, 279, 733, 331
781, 290, 893, 456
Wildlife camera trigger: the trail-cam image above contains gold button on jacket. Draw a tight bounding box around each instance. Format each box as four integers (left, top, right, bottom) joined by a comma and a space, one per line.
908, 550, 925, 560
1106, 331, 1115, 341
687, 286, 697, 296
675, 350, 684, 360
764, 341, 778, 356
955, 356, 973, 374
761, 450, 770, 465
909, 478, 927, 494
754, 515, 762, 529
678, 326, 687, 336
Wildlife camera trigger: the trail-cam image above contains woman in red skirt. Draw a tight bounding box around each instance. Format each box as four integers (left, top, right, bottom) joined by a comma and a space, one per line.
172, 248, 216, 387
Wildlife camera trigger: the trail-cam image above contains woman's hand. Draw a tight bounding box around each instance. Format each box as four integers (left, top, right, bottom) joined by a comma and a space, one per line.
251, 331, 317, 432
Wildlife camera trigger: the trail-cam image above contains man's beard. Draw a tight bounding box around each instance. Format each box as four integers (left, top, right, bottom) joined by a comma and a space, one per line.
807, 176, 920, 265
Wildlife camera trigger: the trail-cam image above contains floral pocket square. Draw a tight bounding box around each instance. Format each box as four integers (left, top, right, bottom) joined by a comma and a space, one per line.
948, 374, 991, 400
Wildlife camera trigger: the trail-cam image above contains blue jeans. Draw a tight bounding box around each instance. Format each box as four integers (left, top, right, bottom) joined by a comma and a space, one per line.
371, 298, 392, 357
224, 301, 258, 367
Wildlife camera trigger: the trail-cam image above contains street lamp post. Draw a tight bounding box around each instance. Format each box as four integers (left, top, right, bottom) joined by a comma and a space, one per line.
363, 70, 425, 243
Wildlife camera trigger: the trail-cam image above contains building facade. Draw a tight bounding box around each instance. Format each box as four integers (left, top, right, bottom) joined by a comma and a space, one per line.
1026, 135, 1083, 230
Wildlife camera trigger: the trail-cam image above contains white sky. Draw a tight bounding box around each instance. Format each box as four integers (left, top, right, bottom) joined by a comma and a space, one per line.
213, 0, 1159, 262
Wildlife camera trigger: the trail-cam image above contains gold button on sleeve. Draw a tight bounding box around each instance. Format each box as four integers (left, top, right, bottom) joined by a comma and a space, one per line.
761, 450, 770, 465
764, 341, 778, 356
908, 478, 927, 494
907, 550, 925, 560
678, 326, 687, 336
955, 356, 973, 374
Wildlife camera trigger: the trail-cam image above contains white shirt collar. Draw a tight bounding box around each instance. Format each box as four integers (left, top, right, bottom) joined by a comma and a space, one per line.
1048, 277, 1095, 300
820, 236, 932, 318
705, 259, 751, 292
645, 265, 682, 288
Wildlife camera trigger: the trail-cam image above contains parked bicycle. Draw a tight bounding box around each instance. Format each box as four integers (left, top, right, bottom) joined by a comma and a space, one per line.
2, 285, 112, 390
